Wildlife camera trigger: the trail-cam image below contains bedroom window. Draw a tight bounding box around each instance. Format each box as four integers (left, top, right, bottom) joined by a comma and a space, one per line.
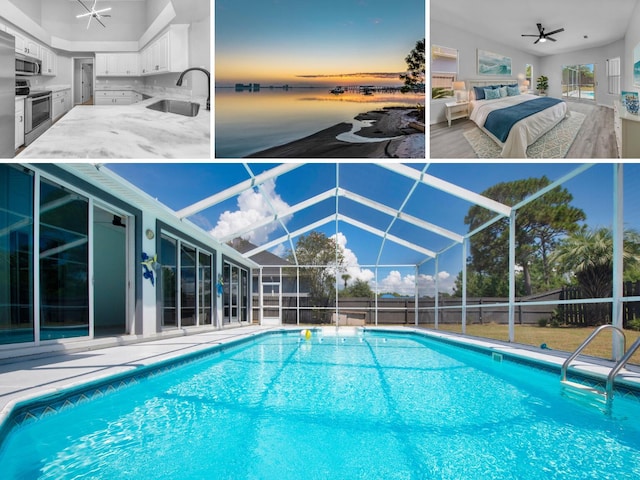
525, 64, 533, 90
431, 45, 458, 99
607, 57, 621, 95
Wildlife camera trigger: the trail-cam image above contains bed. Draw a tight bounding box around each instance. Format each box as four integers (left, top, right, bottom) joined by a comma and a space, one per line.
467, 79, 568, 158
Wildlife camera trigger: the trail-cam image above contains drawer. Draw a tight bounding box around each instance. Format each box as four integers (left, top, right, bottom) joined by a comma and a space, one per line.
449, 105, 467, 115
96, 90, 133, 98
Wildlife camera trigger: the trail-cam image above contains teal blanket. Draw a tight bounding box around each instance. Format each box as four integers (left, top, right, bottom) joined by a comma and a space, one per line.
484, 97, 563, 142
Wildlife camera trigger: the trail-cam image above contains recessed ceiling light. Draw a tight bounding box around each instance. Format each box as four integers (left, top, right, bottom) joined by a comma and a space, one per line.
584, 35, 589, 39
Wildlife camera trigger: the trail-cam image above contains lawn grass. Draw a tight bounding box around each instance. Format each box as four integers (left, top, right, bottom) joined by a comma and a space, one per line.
421, 323, 640, 365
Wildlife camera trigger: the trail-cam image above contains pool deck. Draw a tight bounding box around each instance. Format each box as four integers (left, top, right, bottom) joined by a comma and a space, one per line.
0, 325, 279, 426
1, 325, 639, 426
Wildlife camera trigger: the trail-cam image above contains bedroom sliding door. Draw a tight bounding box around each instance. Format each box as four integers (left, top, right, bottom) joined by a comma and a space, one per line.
562, 64, 595, 102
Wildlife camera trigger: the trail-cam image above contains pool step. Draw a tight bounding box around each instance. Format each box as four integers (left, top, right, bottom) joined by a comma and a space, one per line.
561, 380, 608, 407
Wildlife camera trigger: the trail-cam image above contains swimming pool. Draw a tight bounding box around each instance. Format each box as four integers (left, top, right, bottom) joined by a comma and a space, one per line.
1, 330, 639, 479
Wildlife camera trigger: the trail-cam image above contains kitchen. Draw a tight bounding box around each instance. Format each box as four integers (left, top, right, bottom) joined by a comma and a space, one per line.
1, 0, 210, 159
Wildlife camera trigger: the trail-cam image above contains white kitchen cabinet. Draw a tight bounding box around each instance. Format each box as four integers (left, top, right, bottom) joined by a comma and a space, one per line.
7, 27, 39, 58
25, 38, 40, 59
118, 53, 139, 76
140, 24, 189, 75
95, 53, 115, 76
96, 53, 140, 76
63, 90, 71, 113
15, 98, 24, 150
94, 90, 133, 105
40, 46, 57, 76
52, 90, 69, 121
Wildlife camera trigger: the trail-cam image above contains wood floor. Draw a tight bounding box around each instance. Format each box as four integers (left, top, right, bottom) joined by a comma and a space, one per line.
430, 100, 618, 159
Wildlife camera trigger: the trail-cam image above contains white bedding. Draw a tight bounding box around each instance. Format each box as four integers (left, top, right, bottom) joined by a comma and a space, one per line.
469, 94, 568, 158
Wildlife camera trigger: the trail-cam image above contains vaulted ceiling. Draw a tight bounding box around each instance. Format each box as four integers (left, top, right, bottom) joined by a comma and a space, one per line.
431, 0, 639, 56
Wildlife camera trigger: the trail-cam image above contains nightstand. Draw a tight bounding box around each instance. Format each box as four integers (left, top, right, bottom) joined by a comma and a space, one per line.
445, 101, 469, 127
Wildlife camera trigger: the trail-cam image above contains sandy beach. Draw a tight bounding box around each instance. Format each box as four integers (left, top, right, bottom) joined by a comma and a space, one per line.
246, 107, 425, 158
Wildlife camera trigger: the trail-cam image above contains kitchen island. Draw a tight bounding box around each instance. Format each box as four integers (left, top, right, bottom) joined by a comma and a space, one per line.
17, 94, 210, 159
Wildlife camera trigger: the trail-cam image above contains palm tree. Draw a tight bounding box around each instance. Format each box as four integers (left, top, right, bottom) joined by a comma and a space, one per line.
341, 273, 351, 290
552, 227, 640, 323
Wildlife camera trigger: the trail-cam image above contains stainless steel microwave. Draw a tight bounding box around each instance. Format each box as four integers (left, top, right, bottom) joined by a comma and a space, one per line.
16, 52, 40, 76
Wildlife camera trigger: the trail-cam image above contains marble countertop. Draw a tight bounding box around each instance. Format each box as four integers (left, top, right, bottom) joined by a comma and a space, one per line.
17, 95, 210, 159
46, 85, 71, 92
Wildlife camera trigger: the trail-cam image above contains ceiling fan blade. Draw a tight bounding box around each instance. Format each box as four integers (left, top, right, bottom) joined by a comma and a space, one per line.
547, 36, 557, 42
546, 28, 564, 36
534, 38, 540, 44
94, 7, 111, 15
95, 16, 106, 28
86, 15, 92, 29
522, 34, 539, 37
76, 12, 92, 18
77, 0, 92, 14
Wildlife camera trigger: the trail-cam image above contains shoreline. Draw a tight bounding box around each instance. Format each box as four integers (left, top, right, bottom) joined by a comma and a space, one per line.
245, 107, 425, 158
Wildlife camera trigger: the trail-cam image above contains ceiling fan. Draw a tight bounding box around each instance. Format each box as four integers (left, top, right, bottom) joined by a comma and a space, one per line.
76, 0, 112, 29
521, 23, 565, 44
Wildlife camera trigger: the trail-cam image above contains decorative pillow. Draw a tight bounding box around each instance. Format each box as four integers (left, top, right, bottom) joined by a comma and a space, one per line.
473, 86, 487, 100
501, 84, 518, 88
499, 86, 508, 97
506, 85, 520, 96
484, 88, 501, 100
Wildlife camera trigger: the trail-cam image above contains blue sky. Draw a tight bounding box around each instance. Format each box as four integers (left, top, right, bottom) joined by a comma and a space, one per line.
215, 0, 425, 86
108, 163, 639, 295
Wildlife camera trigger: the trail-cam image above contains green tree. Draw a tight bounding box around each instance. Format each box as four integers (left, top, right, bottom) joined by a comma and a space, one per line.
552, 227, 640, 324
286, 232, 344, 302
464, 176, 585, 296
343, 279, 374, 298
341, 273, 351, 290
400, 38, 425, 93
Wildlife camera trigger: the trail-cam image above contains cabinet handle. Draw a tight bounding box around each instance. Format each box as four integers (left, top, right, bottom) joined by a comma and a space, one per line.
19, 116, 23, 122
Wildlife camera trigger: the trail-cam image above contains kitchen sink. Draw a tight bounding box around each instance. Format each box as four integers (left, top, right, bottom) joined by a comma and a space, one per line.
146, 99, 200, 117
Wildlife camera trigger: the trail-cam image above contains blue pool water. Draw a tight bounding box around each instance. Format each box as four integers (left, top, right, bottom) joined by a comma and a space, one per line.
1, 331, 640, 479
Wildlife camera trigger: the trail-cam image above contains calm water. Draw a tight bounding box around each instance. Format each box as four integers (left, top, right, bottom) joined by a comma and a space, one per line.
215, 88, 425, 157
2, 331, 640, 479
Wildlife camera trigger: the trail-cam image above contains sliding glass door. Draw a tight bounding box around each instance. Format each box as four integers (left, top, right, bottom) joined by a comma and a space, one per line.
562, 64, 595, 101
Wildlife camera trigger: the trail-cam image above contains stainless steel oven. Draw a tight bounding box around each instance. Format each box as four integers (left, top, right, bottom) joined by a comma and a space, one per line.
25, 90, 52, 145
16, 53, 41, 76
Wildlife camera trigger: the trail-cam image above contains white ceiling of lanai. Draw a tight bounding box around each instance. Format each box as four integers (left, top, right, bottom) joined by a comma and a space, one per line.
431, 0, 639, 56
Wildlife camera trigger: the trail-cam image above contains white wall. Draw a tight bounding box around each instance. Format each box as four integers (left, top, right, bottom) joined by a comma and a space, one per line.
624, 0, 640, 92
430, 19, 542, 124
539, 39, 624, 107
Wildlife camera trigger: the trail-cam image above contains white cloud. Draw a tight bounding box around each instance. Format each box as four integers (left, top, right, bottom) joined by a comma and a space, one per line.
210, 179, 290, 244
330, 232, 374, 286
375, 270, 455, 297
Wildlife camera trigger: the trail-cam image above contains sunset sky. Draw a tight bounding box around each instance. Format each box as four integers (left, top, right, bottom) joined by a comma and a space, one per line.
214, 0, 426, 87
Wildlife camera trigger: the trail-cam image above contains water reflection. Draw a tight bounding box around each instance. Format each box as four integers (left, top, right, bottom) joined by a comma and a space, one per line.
215, 88, 424, 158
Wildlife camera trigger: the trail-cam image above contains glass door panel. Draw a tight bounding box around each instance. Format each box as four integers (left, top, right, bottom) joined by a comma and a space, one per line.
231, 266, 239, 322
39, 179, 89, 340
241, 269, 248, 322
0, 165, 34, 344
562, 64, 595, 101
180, 244, 196, 326
161, 235, 177, 327
223, 263, 231, 324
198, 252, 212, 325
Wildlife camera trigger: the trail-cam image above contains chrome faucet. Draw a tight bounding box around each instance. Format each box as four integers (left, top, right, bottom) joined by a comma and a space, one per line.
176, 68, 210, 110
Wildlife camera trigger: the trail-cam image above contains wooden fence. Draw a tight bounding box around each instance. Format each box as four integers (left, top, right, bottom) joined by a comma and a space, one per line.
558, 281, 640, 327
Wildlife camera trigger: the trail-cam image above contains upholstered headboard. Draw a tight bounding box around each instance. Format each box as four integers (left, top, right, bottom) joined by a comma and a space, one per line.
466, 78, 520, 100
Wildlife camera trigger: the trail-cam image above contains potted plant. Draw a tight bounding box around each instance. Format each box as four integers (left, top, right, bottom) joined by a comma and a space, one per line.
536, 75, 549, 96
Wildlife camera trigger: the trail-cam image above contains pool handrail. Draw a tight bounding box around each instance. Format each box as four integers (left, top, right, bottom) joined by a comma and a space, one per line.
560, 324, 626, 383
